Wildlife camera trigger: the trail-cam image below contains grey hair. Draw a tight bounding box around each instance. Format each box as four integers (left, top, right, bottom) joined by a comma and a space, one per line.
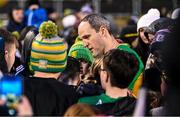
81, 14, 111, 34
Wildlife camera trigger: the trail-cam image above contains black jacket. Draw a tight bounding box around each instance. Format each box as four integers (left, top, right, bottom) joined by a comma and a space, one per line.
7, 20, 25, 33
24, 77, 79, 116
95, 96, 136, 116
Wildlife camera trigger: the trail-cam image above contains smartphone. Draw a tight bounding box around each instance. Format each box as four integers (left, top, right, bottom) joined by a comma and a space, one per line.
0, 75, 23, 115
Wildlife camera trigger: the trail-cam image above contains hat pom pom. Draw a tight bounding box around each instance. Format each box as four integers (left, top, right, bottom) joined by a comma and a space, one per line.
39, 21, 58, 38
147, 8, 160, 17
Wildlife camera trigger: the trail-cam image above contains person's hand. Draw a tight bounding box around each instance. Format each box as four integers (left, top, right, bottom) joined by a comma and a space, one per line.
145, 53, 155, 70
0, 99, 5, 106
16, 96, 33, 116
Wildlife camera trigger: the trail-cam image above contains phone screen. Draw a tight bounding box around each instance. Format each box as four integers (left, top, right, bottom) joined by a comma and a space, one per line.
0, 75, 22, 109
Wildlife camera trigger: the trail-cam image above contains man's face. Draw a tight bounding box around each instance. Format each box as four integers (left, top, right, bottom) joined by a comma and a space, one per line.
12, 9, 24, 23
5, 44, 16, 72
78, 21, 105, 58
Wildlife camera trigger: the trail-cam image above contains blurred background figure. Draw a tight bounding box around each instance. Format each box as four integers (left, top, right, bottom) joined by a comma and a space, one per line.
77, 3, 94, 20
25, 0, 47, 28
120, 25, 138, 47
46, 7, 60, 23
61, 14, 78, 50
171, 8, 180, 20
0, 0, 7, 8
46, 7, 63, 31
7, 7, 25, 33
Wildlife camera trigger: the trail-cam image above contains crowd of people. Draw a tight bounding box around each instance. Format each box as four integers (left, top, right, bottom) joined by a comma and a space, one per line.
0, 0, 180, 116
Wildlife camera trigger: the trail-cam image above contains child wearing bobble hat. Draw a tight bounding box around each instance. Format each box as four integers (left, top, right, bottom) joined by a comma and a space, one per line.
24, 21, 79, 116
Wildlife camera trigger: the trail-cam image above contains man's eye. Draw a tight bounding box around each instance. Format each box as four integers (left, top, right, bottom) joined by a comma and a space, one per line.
82, 35, 90, 39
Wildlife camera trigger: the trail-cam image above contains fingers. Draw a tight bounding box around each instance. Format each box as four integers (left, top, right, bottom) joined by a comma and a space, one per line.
16, 96, 33, 116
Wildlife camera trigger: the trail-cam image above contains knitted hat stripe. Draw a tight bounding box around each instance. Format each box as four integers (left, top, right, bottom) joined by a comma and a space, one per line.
37, 39, 64, 43
31, 61, 67, 66
31, 48, 67, 55
70, 53, 92, 64
68, 48, 91, 56
32, 41, 67, 52
69, 46, 89, 52
30, 57, 67, 64
69, 50, 92, 61
68, 41, 94, 64
34, 40, 65, 45
31, 66, 65, 73
31, 62, 67, 69
35, 35, 65, 43
31, 51, 67, 61
42, 36, 64, 40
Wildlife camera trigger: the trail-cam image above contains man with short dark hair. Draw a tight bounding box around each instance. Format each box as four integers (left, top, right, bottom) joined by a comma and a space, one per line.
7, 7, 25, 33
79, 49, 138, 116
0, 29, 17, 73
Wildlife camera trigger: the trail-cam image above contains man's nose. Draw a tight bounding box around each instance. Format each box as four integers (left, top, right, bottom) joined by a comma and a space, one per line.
82, 40, 88, 48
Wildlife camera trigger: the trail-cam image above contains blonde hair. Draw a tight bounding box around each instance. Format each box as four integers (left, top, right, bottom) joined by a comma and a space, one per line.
81, 57, 103, 84
64, 103, 101, 116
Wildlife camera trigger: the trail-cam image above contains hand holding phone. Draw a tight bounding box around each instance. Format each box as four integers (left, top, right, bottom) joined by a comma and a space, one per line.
0, 75, 23, 115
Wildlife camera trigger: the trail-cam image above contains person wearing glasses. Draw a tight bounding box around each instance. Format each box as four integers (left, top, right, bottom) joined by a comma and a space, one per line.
78, 49, 139, 116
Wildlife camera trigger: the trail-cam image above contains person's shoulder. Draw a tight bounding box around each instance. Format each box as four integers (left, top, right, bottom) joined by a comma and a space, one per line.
79, 95, 96, 101
23, 77, 57, 88
24, 77, 77, 93
95, 96, 136, 116
78, 94, 102, 105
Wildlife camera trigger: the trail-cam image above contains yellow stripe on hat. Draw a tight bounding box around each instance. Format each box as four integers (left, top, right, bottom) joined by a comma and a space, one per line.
37, 38, 64, 43
32, 41, 67, 52
31, 62, 67, 69
31, 51, 67, 61
124, 33, 138, 38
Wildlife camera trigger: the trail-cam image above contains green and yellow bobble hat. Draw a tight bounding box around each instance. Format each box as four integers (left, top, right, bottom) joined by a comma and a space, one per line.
117, 44, 144, 91
30, 21, 67, 73
68, 37, 94, 65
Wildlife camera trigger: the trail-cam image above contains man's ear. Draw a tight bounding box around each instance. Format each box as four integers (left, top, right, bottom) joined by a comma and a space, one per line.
99, 26, 107, 36
104, 71, 109, 83
4, 50, 8, 56
4, 50, 9, 61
